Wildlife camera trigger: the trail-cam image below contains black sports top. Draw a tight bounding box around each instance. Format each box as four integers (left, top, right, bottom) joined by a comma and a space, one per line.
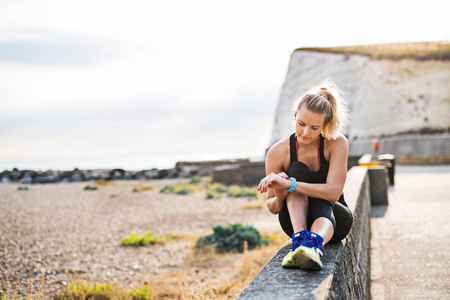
289, 133, 329, 184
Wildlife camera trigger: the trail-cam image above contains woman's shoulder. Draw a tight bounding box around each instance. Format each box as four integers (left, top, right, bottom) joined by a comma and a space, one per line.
267, 136, 290, 158
324, 133, 348, 153
266, 136, 291, 172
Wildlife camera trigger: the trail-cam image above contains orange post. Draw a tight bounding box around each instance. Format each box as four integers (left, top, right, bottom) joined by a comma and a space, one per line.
373, 138, 379, 153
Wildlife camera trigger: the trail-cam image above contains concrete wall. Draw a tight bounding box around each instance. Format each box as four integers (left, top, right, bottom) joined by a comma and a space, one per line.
212, 161, 266, 186
237, 166, 372, 300
349, 133, 450, 163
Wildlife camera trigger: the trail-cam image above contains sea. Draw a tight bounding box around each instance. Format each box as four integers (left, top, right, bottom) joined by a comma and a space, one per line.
0, 151, 265, 172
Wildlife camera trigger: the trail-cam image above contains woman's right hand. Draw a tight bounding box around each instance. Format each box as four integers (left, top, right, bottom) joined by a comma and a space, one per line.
259, 172, 290, 194
273, 172, 289, 200
262, 172, 290, 214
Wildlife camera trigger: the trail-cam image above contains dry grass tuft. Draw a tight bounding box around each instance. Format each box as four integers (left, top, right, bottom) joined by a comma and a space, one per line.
7, 231, 286, 299
143, 231, 287, 299
298, 41, 450, 60
95, 179, 113, 186
1, 274, 45, 300
132, 185, 155, 192
238, 202, 265, 210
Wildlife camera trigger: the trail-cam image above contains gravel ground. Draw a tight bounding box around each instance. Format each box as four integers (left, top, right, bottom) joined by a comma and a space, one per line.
0, 180, 278, 298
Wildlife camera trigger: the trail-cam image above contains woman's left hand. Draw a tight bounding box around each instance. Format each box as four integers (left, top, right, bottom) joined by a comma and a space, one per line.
258, 172, 291, 193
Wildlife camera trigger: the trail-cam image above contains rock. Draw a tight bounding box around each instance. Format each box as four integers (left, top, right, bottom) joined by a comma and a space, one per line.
111, 169, 125, 180
20, 171, 36, 184
11, 168, 21, 182
2, 176, 12, 183
70, 168, 85, 182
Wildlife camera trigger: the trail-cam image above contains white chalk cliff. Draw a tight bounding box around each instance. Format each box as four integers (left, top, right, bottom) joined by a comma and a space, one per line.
270, 50, 450, 147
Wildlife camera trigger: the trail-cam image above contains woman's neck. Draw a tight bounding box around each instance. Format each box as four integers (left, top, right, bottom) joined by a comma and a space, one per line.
297, 136, 319, 151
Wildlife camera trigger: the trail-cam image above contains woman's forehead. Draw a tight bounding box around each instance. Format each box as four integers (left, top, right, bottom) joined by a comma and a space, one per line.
296, 107, 326, 124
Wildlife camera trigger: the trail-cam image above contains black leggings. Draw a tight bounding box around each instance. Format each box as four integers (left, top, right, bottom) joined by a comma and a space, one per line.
278, 161, 353, 243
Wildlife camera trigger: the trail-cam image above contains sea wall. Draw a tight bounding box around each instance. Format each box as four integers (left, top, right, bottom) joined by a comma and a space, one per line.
237, 166, 372, 300
349, 133, 450, 163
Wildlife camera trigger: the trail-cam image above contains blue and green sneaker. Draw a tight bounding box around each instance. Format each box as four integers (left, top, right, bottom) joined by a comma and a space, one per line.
281, 230, 307, 268
282, 230, 324, 270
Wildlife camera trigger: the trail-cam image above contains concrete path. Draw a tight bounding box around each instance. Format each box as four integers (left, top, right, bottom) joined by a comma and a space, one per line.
371, 165, 450, 299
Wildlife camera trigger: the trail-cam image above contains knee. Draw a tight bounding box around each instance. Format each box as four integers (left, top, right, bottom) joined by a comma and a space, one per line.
307, 198, 335, 227
287, 161, 311, 183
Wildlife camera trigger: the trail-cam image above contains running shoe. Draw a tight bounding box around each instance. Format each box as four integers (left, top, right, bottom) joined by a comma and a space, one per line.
282, 231, 324, 270
281, 230, 307, 268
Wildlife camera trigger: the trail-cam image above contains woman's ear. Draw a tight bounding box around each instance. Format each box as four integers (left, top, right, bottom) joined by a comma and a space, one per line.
294, 112, 297, 119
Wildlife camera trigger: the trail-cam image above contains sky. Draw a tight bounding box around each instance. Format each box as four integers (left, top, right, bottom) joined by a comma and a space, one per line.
1, 0, 449, 171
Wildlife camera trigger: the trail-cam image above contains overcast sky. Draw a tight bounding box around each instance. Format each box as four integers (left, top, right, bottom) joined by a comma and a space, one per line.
1, 0, 449, 170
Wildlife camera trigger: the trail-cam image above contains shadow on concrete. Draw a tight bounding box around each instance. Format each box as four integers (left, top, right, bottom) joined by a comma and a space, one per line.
371, 205, 388, 218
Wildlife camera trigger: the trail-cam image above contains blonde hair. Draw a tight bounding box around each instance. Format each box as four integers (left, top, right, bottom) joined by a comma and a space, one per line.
293, 78, 349, 140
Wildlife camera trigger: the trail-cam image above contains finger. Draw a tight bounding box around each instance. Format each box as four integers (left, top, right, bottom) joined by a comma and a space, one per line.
279, 172, 288, 180
262, 181, 268, 193
258, 177, 266, 191
259, 179, 267, 192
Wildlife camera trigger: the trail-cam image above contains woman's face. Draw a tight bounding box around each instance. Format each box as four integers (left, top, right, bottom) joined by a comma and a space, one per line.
295, 106, 326, 145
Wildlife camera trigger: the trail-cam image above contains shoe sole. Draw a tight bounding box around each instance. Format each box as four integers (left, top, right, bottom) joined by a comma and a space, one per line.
281, 257, 299, 268
287, 246, 322, 270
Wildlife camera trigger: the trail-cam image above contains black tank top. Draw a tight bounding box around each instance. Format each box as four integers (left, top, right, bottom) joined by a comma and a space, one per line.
290, 133, 329, 184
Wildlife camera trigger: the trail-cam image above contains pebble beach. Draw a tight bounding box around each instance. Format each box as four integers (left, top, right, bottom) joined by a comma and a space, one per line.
0, 179, 278, 298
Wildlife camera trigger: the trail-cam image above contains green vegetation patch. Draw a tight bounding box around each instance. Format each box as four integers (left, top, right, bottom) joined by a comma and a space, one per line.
120, 230, 183, 247
83, 185, 98, 191
188, 176, 201, 184
226, 185, 257, 198
18, 186, 29, 191
209, 183, 228, 193
196, 223, 269, 253
159, 183, 196, 195
206, 183, 257, 199
55, 280, 153, 300
120, 230, 163, 246
206, 189, 222, 199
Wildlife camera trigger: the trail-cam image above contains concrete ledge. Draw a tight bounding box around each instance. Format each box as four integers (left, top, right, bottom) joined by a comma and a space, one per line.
211, 161, 265, 185
237, 167, 371, 299
368, 167, 389, 205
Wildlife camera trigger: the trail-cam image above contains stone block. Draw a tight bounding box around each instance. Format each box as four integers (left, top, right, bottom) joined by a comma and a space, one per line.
368, 167, 389, 205
211, 164, 242, 185
211, 162, 265, 186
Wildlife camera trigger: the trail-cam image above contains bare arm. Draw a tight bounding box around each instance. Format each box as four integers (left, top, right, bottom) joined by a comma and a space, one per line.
262, 142, 290, 214
259, 135, 349, 203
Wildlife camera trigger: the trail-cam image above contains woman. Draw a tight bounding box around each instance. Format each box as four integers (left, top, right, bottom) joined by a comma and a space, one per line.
258, 79, 353, 270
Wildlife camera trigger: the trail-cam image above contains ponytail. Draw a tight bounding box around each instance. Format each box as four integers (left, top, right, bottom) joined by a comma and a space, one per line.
293, 78, 348, 139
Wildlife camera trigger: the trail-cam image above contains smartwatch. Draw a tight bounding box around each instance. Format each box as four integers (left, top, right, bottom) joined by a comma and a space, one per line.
286, 177, 296, 192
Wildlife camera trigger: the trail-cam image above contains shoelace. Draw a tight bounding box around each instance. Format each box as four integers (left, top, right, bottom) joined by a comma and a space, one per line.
301, 231, 323, 251
291, 234, 303, 250
300, 231, 311, 241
